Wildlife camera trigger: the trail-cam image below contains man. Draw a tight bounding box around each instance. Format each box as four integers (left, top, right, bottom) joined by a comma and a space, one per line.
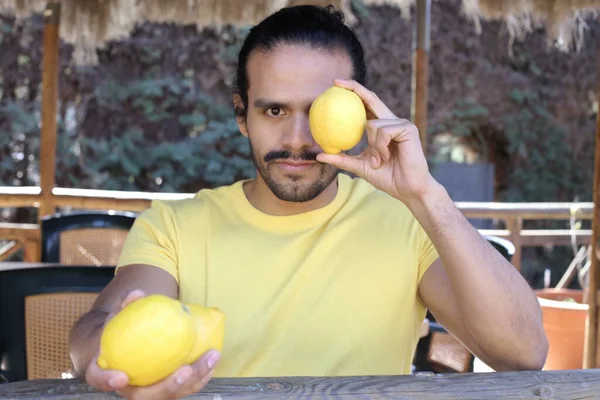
70, 5, 548, 399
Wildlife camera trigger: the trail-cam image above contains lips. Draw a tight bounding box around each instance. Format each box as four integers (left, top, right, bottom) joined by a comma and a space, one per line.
274, 160, 316, 172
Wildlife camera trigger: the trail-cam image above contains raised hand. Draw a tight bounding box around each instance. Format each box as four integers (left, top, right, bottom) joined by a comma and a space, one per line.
316, 79, 435, 203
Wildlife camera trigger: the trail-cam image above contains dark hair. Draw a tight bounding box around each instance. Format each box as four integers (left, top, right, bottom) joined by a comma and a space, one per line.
234, 4, 367, 117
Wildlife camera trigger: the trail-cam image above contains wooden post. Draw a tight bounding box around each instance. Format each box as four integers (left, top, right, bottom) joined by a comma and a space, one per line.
411, 0, 430, 154
23, 239, 40, 263
506, 217, 523, 271
39, 1, 61, 219
584, 69, 600, 369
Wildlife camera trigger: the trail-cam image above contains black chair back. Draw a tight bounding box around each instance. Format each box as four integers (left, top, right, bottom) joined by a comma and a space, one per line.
40, 210, 138, 265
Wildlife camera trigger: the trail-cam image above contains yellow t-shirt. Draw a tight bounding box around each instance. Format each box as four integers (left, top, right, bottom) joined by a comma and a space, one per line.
116, 173, 439, 377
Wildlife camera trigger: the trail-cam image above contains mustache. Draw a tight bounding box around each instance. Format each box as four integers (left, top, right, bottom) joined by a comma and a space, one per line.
264, 149, 320, 163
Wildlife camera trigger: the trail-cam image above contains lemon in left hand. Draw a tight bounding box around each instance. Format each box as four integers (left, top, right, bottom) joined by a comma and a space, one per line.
97, 294, 197, 386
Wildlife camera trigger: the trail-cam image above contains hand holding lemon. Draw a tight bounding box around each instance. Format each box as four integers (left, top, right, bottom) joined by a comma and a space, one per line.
315, 79, 434, 204
84, 290, 224, 399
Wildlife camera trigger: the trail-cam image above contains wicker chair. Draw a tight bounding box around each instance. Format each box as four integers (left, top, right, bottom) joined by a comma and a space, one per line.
0, 264, 114, 382
40, 210, 138, 266
24, 292, 99, 380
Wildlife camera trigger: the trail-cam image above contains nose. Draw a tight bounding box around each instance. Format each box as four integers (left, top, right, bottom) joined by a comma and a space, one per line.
282, 112, 314, 151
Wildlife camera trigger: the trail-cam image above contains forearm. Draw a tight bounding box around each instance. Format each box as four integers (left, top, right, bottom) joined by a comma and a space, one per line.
69, 309, 108, 377
406, 179, 547, 370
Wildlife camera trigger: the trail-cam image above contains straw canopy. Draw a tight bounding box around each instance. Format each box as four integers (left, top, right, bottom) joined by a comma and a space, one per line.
0, 0, 356, 63
0, 0, 599, 63
462, 0, 600, 52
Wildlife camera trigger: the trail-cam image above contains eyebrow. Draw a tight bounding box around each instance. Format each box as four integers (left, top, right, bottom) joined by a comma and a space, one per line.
253, 99, 288, 109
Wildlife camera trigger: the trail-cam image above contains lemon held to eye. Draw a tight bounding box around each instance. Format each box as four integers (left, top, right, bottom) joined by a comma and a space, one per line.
309, 86, 367, 154
97, 294, 198, 387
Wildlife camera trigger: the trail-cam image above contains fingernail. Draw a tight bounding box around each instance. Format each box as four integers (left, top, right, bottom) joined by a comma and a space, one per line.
176, 367, 192, 385
108, 377, 120, 389
371, 156, 378, 167
207, 351, 221, 369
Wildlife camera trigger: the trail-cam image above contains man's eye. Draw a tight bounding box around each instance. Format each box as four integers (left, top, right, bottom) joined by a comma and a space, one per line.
266, 108, 283, 116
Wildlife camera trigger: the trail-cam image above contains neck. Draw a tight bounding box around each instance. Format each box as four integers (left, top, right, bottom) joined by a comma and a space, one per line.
243, 175, 339, 216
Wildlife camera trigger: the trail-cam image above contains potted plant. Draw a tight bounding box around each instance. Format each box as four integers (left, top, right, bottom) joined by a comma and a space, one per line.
535, 245, 591, 370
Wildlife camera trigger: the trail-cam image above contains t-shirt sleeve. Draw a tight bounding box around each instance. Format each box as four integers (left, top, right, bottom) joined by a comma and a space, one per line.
416, 222, 439, 285
116, 200, 179, 283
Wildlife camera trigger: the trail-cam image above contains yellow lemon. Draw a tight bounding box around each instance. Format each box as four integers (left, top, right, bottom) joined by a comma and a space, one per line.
309, 86, 366, 154
97, 294, 197, 386
184, 304, 226, 364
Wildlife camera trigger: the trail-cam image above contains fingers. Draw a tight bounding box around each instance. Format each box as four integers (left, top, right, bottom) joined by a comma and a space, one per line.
85, 356, 129, 392
333, 79, 396, 120
117, 365, 195, 400
178, 350, 221, 397
365, 119, 399, 166
117, 350, 221, 400
191, 349, 221, 377
365, 119, 414, 167
317, 118, 418, 174
316, 152, 367, 177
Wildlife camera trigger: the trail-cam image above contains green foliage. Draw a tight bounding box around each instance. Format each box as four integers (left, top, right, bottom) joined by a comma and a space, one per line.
71, 121, 254, 192
500, 89, 582, 202
429, 87, 585, 203
1, 75, 256, 193
0, 100, 40, 186
429, 96, 490, 139
69, 75, 256, 192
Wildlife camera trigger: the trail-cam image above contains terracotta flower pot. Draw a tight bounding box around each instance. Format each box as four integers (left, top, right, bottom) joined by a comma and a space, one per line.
535, 288, 589, 370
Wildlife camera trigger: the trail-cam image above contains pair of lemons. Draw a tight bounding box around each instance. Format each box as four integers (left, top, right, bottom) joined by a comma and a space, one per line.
97, 295, 225, 387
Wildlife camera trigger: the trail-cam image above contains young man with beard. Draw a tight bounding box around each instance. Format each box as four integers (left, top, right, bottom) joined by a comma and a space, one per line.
70, 5, 548, 400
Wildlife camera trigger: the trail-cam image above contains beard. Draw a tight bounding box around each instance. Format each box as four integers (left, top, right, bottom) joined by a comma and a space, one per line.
248, 136, 338, 203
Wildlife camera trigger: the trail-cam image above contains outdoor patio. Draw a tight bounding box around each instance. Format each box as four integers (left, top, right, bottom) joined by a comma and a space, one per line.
0, 0, 599, 398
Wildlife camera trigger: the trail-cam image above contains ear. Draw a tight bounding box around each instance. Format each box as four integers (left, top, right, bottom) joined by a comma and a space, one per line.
233, 93, 248, 137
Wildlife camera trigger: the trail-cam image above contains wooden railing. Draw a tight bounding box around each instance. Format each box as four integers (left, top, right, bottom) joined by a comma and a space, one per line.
455, 201, 593, 270
0, 186, 594, 269
0, 222, 41, 262
0, 369, 599, 399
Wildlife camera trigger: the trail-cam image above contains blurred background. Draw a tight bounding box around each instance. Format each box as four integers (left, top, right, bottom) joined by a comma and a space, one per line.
0, 0, 597, 288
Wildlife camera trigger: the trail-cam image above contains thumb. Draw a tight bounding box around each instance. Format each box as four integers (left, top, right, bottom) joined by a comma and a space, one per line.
317, 153, 366, 177
86, 355, 129, 392
119, 289, 146, 310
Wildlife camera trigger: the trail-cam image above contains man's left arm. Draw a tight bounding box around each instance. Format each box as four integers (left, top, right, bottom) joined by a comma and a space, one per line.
409, 180, 548, 371
315, 78, 548, 372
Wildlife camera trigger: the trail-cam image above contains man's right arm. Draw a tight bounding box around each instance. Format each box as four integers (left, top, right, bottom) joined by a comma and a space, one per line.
69, 264, 178, 377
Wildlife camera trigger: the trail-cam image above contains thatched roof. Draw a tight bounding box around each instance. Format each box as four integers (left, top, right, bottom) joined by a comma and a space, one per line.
0, 0, 598, 64
462, 0, 600, 52
0, 0, 360, 63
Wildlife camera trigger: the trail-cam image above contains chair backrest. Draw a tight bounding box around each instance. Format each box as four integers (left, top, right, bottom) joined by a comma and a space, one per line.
485, 235, 516, 262
24, 292, 99, 380
0, 265, 115, 382
426, 330, 473, 372
413, 322, 474, 373
40, 210, 138, 265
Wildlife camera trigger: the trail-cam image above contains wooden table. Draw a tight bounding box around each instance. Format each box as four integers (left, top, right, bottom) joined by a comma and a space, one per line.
0, 262, 115, 382
0, 370, 599, 399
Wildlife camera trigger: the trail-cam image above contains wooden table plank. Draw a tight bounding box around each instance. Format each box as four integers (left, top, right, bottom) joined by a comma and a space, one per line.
0, 370, 599, 399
